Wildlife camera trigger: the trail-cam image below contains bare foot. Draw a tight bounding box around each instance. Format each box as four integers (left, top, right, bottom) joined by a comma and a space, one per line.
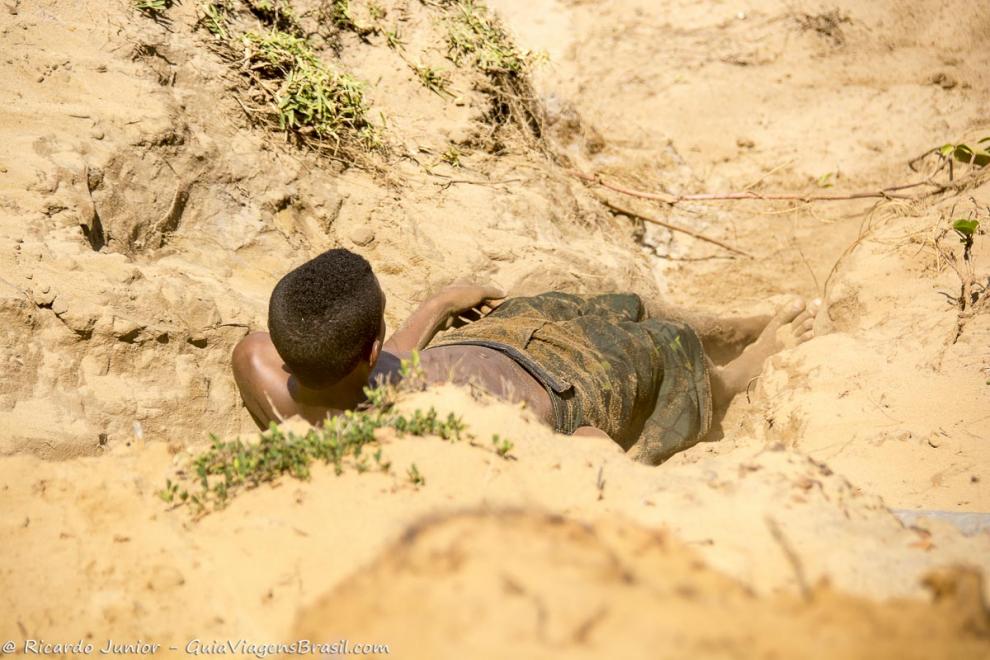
711, 297, 821, 407
647, 299, 773, 363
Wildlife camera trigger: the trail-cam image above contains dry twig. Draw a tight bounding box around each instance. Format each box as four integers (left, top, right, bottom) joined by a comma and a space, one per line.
570, 166, 990, 206
602, 200, 754, 258
570, 169, 925, 204
766, 516, 812, 602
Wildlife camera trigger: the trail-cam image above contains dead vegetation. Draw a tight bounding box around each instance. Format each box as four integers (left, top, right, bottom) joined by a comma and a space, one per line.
144, 0, 548, 166
934, 208, 987, 342
795, 9, 851, 46
441, 0, 546, 147
199, 1, 382, 162
325, 0, 548, 150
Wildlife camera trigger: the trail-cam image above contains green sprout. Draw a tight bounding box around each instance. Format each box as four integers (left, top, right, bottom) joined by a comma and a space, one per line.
441, 145, 462, 167
491, 434, 513, 458
952, 218, 980, 262
935, 138, 990, 180
199, 1, 232, 39
134, 0, 173, 16
414, 65, 453, 97
407, 463, 425, 486
939, 139, 990, 168
384, 25, 405, 49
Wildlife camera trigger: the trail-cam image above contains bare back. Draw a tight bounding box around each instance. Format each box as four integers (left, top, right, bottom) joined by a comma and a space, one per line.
418, 344, 555, 424
233, 332, 554, 429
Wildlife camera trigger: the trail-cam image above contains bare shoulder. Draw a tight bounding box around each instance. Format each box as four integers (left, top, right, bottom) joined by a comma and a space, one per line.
233, 331, 276, 364
231, 331, 285, 389
234, 330, 272, 354
230, 331, 294, 428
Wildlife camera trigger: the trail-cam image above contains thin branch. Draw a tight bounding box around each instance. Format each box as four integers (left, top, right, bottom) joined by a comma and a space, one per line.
602, 200, 754, 259
766, 516, 812, 602
570, 169, 927, 204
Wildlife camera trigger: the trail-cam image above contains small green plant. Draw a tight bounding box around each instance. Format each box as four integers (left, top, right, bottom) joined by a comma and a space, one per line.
241, 29, 379, 151
445, 0, 528, 74
384, 25, 405, 49
367, 1, 385, 21
414, 65, 453, 97
815, 172, 834, 188
938, 214, 985, 342
939, 139, 990, 168
441, 145, 462, 167
160, 379, 465, 512
407, 463, 425, 486
134, 0, 173, 16
373, 447, 391, 472
442, 0, 544, 139
199, 1, 232, 39
491, 433, 513, 458
398, 350, 427, 389
393, 408, 466, 440
952, 218, 980, 261
936, 138, 990, 181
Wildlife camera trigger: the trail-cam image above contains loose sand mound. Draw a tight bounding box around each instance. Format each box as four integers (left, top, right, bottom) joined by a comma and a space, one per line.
295, 509, 989, 660
1, 0, 989, 654
2, 387, 988, 647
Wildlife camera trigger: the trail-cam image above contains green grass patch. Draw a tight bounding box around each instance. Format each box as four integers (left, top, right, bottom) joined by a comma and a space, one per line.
161, 381, 466, 513
407, 463, 426, 486
240, 27, 381, 154
491, 433, 513, 458
442, 0, 544, 141
188, 1, 383, 160
445, 0, 528, 75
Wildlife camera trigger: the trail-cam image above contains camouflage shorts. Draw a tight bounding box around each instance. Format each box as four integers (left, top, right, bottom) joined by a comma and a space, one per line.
426, 292, 712, 464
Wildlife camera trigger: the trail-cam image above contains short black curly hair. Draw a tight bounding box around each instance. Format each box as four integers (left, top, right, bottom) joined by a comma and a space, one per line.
268, 249, 384, 388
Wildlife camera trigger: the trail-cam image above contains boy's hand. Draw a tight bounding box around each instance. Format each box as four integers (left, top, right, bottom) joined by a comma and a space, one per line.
385, 282, 506, 352
439, 283, 506, 316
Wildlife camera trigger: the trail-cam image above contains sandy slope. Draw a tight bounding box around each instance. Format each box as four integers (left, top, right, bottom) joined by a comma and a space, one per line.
294, 510, 989, 660
0, 0, 659, 459
1, 0, 989, 655
3, 387, 989, 649
489, 0, 990, 512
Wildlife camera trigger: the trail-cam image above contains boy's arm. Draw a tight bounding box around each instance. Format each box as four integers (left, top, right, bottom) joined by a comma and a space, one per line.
384, 284, 504, 353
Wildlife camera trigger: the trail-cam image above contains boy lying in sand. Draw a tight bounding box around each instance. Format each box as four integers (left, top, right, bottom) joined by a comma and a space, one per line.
233, 249, 819, 464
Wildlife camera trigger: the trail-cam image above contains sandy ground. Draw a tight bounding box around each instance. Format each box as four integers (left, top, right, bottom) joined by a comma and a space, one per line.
1, 0, 989, 656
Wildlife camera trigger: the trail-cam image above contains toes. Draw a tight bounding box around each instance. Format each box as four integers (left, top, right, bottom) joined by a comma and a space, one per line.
800, 329, 814, 342
807, 298, 822, 316
771, 297, 806, 329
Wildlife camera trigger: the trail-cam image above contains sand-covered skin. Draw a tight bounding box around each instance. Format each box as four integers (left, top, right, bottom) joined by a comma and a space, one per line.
1, 0, 989, 654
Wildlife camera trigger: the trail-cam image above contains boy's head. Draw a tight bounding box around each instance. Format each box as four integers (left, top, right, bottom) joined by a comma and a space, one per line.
268, 249, 385, 388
